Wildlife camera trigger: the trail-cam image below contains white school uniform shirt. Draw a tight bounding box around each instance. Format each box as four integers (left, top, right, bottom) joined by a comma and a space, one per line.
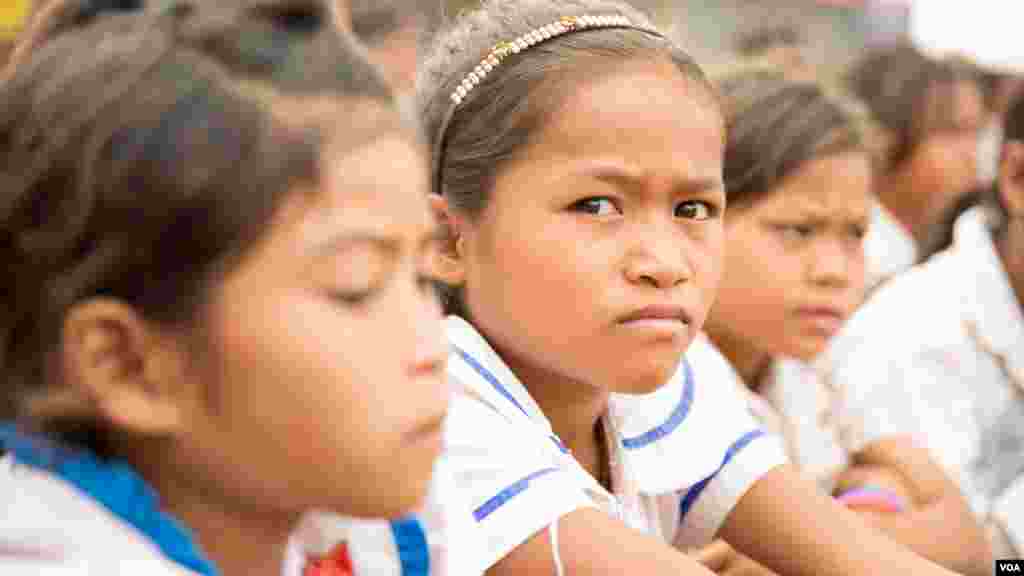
0, 437, 449, 576
864, 202, 918, 290
0, 454, 210, 575
690, 337, 849, 495
827, 206, 1024, 555
443, 317, 787, 572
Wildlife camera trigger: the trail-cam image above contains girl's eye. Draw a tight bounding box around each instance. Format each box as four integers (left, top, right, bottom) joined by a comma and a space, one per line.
417, 273, 442, 299
569, 197, 620, 216
775, 224, 815, 241
675, 200, 716, 221
848, 224, 868, 241
329, 290, 375, 306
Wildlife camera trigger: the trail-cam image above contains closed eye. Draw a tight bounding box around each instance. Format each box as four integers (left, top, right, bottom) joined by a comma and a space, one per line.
773, 223, 815, 241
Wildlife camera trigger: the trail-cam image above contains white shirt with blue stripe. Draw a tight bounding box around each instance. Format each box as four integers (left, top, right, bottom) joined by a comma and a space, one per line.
443, 316, 787, 572
0, 426, 452, 576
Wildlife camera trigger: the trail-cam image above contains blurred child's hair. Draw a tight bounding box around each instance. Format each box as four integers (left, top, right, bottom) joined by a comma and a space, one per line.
417, 0, 716, 314
0, 0, 400, 454
923, 91, 1024, 257
716, 65, 872, 208
734, 25, 802, 58
350, 0, 441, 45
845, 44, 978, 172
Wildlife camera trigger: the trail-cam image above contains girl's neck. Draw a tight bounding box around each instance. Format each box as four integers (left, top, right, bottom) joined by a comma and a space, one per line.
705, 327, 773, 392
876, 174, 930, 247
500, 348, 611, 485
126, 441, 298, 576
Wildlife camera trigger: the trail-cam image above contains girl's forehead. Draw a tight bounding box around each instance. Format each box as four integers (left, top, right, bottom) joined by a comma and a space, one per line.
539, 60, 719, 137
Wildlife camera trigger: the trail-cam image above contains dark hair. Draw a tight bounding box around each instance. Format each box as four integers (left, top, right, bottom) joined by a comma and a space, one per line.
417, 0, 714, 314
923, 90, 1024, 257
0, 0, 397, 450
349, 0, 436, 45
717, 68, 867, 208
734, 25, 802, 58
846, 44, 978, 172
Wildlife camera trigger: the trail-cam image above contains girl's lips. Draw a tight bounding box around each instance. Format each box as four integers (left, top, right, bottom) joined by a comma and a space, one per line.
618, 304, 693, 325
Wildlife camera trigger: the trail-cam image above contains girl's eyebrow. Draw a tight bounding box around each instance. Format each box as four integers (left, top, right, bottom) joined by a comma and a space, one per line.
571, 160, 722, 195
313, 231, 401, 257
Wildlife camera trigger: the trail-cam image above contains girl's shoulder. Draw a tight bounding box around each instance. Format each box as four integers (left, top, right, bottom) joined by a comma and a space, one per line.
0, 456, 195, 575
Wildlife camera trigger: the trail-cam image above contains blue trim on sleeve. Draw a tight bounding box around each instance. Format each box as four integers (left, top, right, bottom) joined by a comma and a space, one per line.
472, 467, 560, 522
677, 429, 766, 523
390, 516, 431, 576
621, 360, 696, 449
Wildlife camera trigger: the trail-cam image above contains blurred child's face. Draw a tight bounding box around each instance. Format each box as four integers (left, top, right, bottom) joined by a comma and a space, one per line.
905, 79, 985, 227
362, 22, 419, 94
181, 127, 447, 519
708, 152, 871, 362
457, 59, 725, 394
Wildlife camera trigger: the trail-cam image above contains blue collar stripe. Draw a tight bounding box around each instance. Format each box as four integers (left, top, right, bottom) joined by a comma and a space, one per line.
620, 360, 696, 449
472, 467, 560, 522
677, 429, 766, 523
0, 424, 218, 576
389, 517, 431, 576
453, 346, 530, 419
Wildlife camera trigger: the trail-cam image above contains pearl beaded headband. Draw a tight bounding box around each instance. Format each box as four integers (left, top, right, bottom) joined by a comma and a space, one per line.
432, 13, 664, 195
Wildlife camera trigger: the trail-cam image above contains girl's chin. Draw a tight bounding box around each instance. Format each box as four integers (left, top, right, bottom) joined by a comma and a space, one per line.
604, 360, 682, 395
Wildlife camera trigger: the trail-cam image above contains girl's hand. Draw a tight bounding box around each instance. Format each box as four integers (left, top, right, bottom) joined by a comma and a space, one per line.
694, 540, 780, 576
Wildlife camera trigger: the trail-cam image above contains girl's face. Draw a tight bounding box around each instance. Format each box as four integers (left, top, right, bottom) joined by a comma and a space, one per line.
178, 128, 448, 519
455, 59, 725, 394
905, 79, 985, 226
707, 152, 871, 362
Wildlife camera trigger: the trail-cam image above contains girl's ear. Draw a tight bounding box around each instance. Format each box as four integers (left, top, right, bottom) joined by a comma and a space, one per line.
999, 140, 1024, 218
428, 194, 467, 287
59, 298, 191, 436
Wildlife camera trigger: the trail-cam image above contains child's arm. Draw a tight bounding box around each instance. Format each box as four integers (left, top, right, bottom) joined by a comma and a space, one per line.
718, 464, 965, 576
488, 508, 717, 576
833, 437, 992, 576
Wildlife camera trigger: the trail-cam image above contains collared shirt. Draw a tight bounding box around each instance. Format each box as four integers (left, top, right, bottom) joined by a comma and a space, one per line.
691, 336, 849, 495
0, 428, 445, 576
0, 453, 206, 575
443, 317, 787, 572
827, 206, 1024, 555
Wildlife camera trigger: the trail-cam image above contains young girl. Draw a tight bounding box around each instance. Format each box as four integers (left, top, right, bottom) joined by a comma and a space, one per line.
419, 1, 965, 574
0, 2, 447, 575
690, 67, 991, 575
828, 91, 1024, 560
845, 45, 985, 289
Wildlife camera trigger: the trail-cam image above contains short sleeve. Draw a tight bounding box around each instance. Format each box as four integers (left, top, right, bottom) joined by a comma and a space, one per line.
673, 430, 787, 549
444, 393, 596, 573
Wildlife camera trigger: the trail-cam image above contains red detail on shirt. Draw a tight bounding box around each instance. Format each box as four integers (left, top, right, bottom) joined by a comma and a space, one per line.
303, 542, 354, 576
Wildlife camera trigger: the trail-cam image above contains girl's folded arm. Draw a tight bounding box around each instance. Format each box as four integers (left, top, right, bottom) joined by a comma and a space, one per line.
834, 437, 992, 576
488, 508, 716, 576
718, 464, 962, 576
